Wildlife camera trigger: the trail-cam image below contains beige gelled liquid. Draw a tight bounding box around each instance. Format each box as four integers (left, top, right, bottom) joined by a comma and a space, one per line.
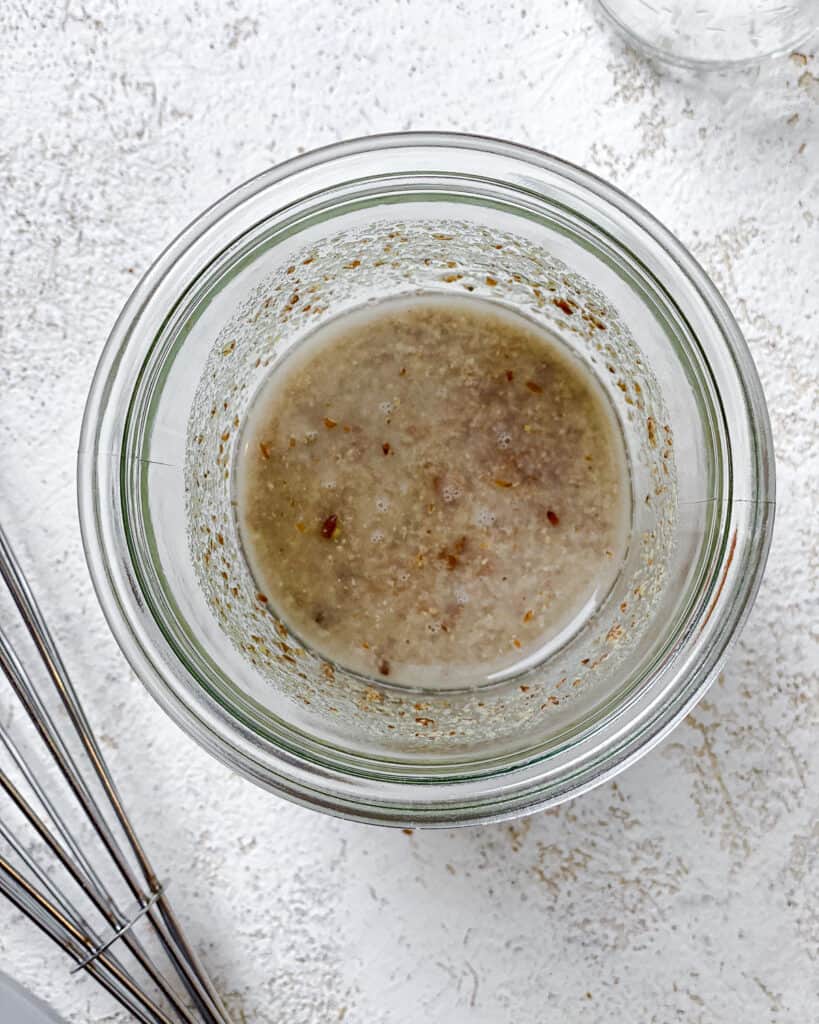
236, 295, 630, 688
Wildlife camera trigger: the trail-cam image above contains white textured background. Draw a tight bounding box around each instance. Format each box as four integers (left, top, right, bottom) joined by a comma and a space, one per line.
1, 2, 817, 1021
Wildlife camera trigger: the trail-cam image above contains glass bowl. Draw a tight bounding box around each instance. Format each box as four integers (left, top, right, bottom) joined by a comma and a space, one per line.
596, 0, 817, 69
78, 133, 775, 827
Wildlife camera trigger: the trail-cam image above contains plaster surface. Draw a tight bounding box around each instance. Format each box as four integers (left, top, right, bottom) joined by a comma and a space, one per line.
1, 3, 817, 1021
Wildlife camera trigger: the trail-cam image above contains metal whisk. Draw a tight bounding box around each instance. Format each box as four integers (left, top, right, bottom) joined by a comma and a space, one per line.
0, 523, 233, 1024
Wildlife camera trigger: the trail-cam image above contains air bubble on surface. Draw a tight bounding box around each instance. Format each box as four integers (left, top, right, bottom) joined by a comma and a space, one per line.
375, 495, 390, 513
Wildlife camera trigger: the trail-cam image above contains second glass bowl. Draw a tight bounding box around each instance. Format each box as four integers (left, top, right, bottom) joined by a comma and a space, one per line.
597, 0, 817, 68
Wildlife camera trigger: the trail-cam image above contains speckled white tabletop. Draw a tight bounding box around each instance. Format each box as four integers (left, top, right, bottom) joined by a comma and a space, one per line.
1, 3, 817, 1022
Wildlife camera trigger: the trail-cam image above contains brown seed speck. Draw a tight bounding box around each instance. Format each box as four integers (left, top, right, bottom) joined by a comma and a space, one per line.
402, 828, 414, 835
647, 416, 658, 448
519, 684, 530, 692
216, 533, 225, 545
553, 297, 574, 315
258, 441, 271, 459
523, 610, 533, 623
382, 442, 391, 455
256, 593, 268, 604
345, 259, 361, 269
485, 276, 498, 286
505, 369, 514, 381
494, 478, 514, 488
378, 658, 391, 676
321, 514, 338, 539
546, 509, 560, 526
525, 380, 543, 393
415, 716, 434, 726
323, 417, 337, 429
513, 638, 521, 649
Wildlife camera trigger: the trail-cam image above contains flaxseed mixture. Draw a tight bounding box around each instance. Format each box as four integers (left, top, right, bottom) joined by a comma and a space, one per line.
237, 295, 629, 687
